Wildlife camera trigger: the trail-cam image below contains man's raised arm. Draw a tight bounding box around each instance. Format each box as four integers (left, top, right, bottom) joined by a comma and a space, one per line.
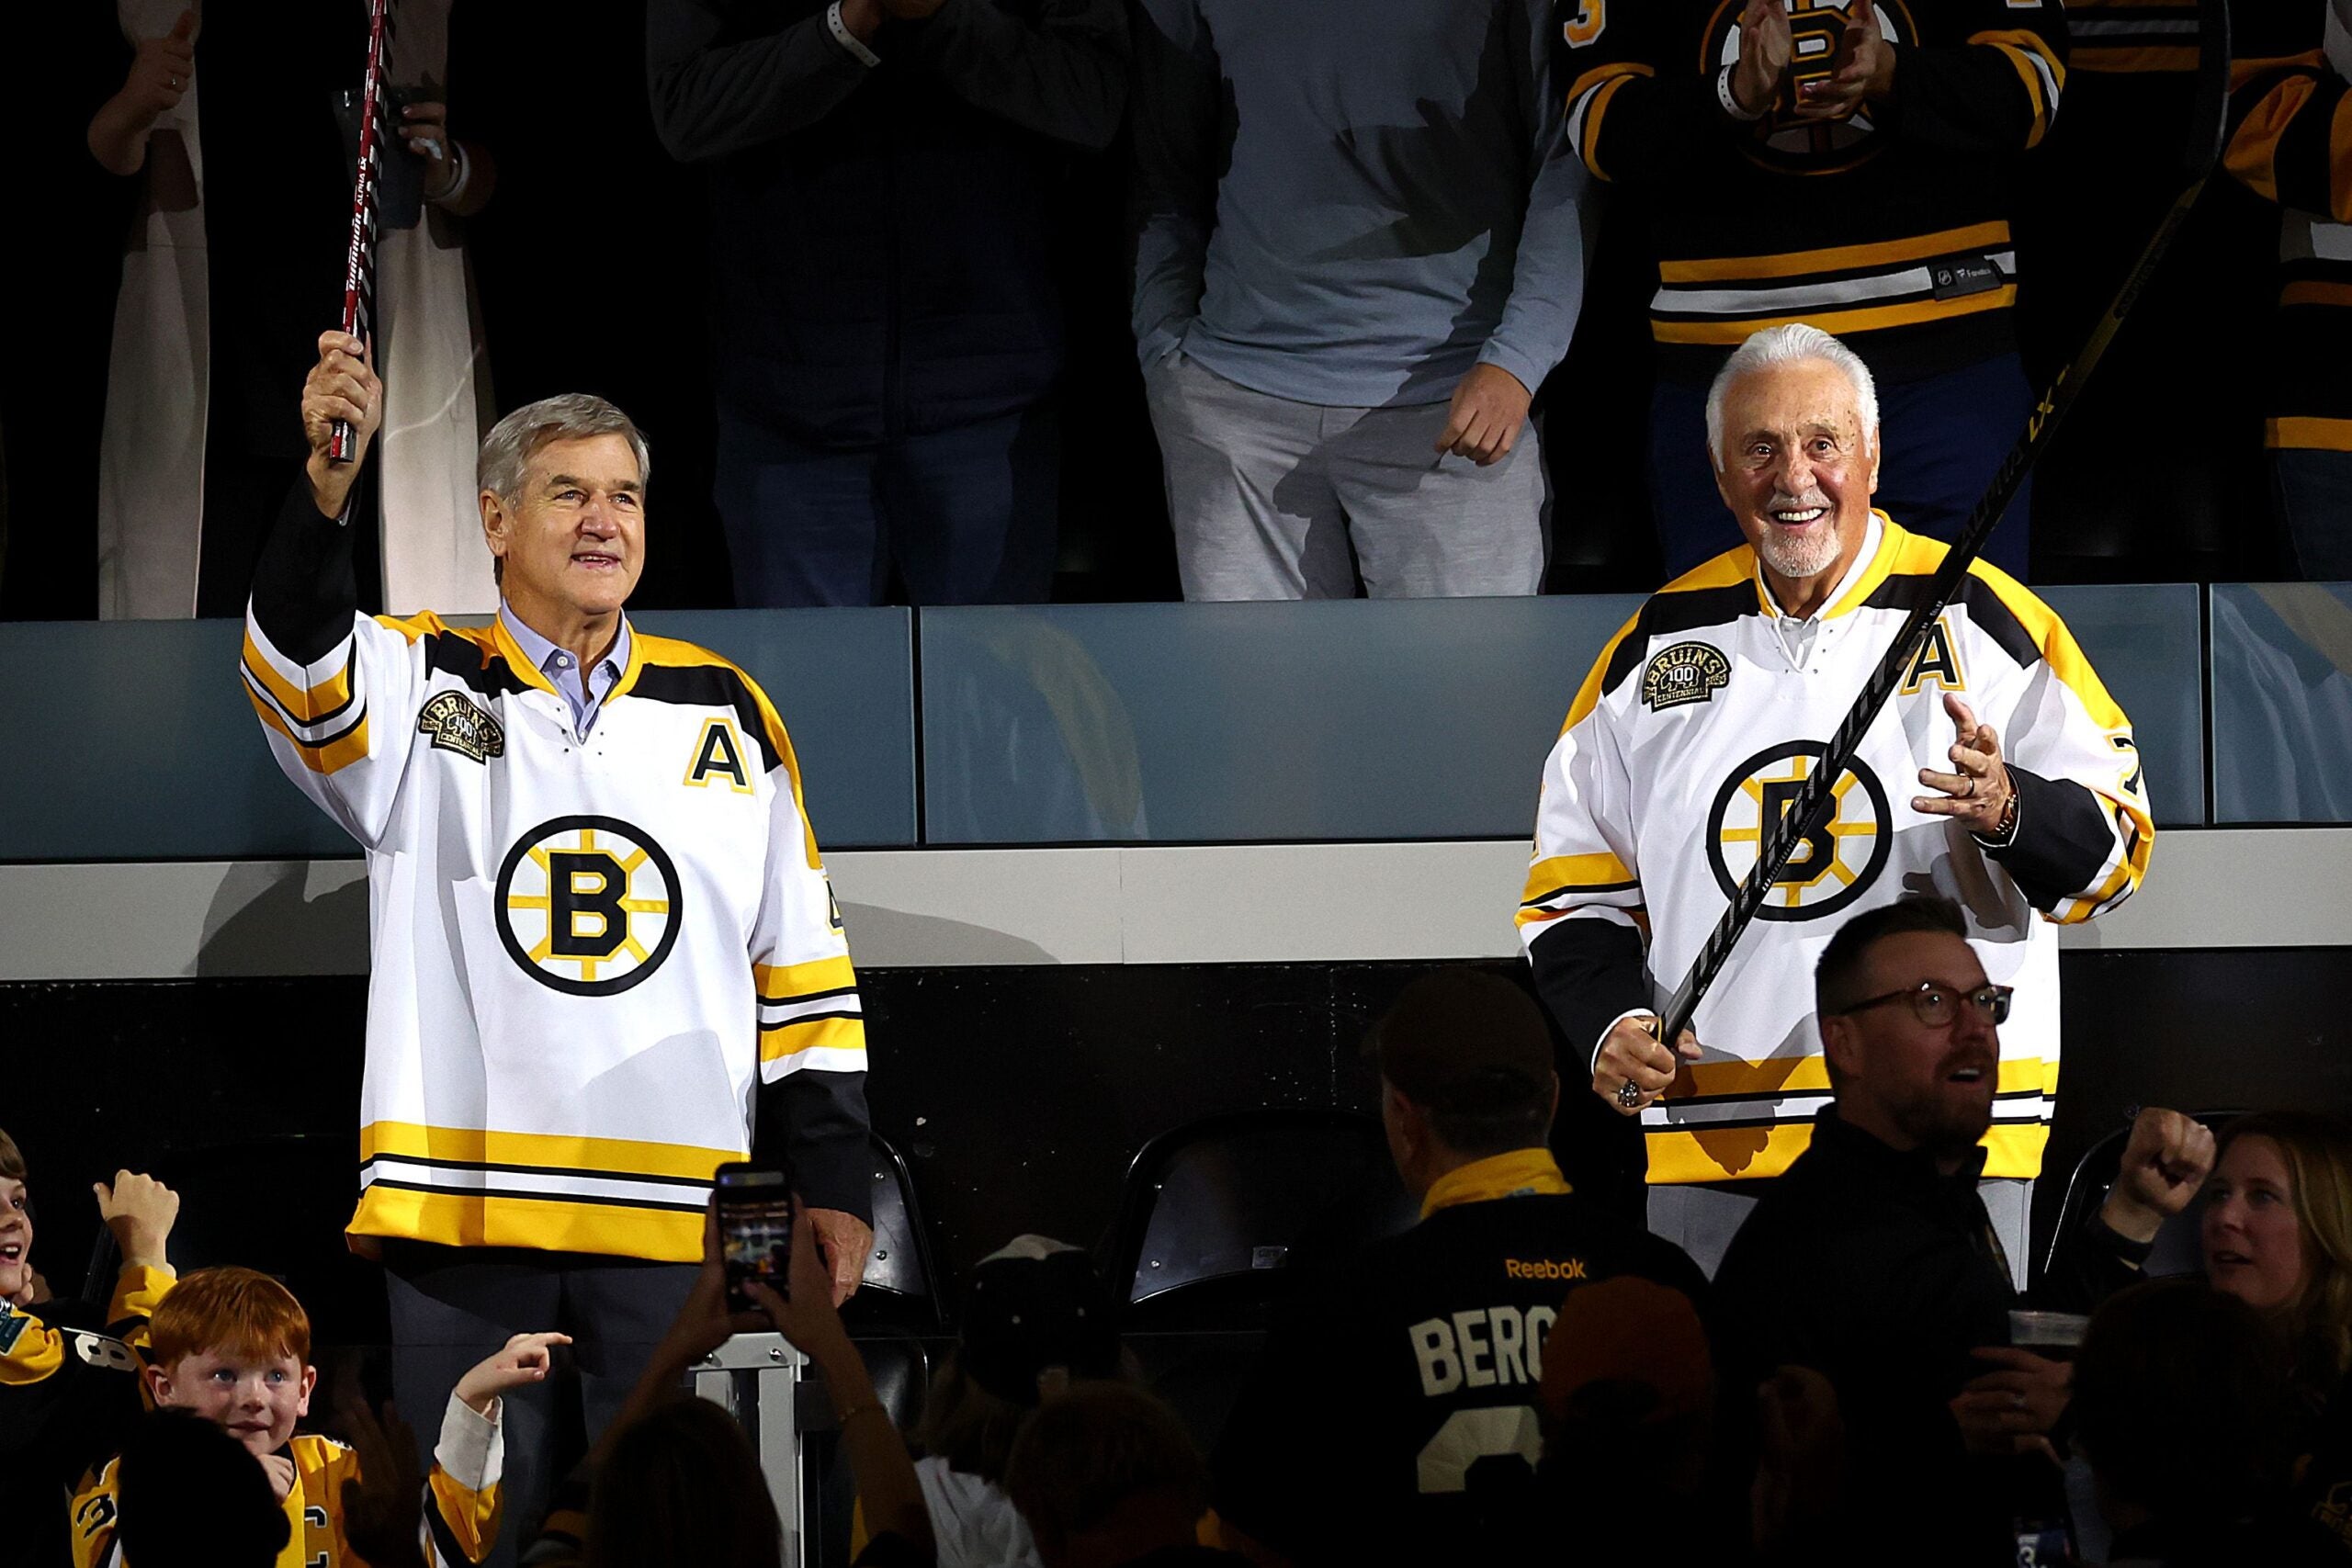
240, 331, 423, 851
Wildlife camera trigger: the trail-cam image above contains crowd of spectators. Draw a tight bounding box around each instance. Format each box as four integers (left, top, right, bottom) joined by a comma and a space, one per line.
3, 0, 2347, 620
6, 904, 2352, 1567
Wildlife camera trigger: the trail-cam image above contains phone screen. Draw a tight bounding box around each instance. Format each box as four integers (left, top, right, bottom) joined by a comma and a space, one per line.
715, 1164, 793, 1310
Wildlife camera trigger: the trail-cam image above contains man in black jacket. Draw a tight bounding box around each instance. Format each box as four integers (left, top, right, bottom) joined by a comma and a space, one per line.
1711, 896, 2117, 1562
647, 0, 1126, 607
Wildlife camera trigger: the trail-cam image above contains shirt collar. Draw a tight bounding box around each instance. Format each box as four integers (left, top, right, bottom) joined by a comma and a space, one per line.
1420, 1147, 1573, 1221
1758, 512, 1883, 623
499, 602, 631, 686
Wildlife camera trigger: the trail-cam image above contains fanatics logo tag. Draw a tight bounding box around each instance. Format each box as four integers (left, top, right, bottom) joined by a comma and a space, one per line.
418, 692, 505, 763
1928, 254, 2003, 301
1642, 642, 1732, 711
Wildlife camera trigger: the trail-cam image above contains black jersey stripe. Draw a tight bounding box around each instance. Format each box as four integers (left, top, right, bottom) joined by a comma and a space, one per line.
1600, 582, 1758, 696
627, 663, 785, 773
1860, 573, 2041, 672
359, 1152, 718, 1190
358, 1177, 710, 1215
423, 632, 537, 700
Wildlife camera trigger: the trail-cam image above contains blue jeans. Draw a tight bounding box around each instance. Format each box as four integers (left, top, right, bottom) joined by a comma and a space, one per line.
716, 400, 1060, 607
1648, 353, 2035, 583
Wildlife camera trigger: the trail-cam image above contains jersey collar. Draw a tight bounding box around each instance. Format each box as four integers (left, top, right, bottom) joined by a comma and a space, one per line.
1420, 1147, 1572, 1221
1752, 510, 1898, 622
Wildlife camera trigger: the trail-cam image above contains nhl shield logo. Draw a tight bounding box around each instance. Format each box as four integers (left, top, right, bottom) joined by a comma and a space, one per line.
419, 692, 506, 763
1642, 642, 1732, 712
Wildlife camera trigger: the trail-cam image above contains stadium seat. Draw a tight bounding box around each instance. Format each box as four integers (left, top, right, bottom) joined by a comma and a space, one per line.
1107, 1108, 1414, 1329
2041, 1110, 2240, 1284
842, 1130, 945, 1334
1104, 1110, 1416, 1454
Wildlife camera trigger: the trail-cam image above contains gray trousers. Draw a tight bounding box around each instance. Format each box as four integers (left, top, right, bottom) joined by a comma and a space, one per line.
1648, 1178, 2034, 1288
1145, 351, 1549, 601
384, 1243, 700, 1568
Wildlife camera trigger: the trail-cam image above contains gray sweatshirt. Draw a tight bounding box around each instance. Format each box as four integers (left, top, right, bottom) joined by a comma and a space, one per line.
1129, 0, 1589, 408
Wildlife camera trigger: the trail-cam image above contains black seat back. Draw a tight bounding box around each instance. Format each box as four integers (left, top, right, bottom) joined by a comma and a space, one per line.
1107, 1109, 1413, 1332
2041, 1110, 2241, 1283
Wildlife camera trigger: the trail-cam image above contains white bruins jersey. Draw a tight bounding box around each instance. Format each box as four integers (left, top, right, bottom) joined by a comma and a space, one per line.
1520, 517, 2151, 1185
243, 591, 867, 1263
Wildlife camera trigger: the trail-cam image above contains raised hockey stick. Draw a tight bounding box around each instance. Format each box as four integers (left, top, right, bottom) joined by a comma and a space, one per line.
329, 0, 392, 464
1652, 0, 2231, 1049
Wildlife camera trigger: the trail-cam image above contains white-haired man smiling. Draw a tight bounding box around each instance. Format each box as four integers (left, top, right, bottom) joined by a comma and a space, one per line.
1517, 322, 2154, 1272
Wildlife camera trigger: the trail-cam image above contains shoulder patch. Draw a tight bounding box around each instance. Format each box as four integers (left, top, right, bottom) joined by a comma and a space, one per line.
1642, 641, 1733, 711
418, 691, 506, 763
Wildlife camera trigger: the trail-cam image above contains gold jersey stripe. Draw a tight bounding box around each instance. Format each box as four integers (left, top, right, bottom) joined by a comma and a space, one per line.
1642, 1120, 2051, 1184
1522, 851, 1638, 899
1657, 221, 2013, 286
360, 1121, 741, 1185
760, 1012, 869, 1063
2267, 416, 2352, 452
351, 1184, 705, 1263
2281, 280, 2352, 310
2073, 45, 2199, 73
1666, 1055, 2052, 1100
245, 687, 371, 775
755, 953, 859, 1000
1651, 285, 2015, 344
242, 633, 353, 721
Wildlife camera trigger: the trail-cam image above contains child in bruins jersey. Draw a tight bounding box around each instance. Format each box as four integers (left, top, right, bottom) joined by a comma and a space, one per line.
0, 1130, 179, 1568
72, 1267, 568, 1568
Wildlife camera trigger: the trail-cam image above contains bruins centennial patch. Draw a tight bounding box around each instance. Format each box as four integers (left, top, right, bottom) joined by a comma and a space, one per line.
1642, 641, 1733, 712
419, 691, 506, 763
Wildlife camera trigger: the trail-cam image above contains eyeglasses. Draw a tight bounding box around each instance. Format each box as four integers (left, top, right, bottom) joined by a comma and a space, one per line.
1835, 979, 2013, 1029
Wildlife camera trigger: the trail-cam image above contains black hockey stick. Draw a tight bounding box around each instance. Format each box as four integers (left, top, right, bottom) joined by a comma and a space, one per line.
1653, 0, 2231, 1049
330, 0, 392, 464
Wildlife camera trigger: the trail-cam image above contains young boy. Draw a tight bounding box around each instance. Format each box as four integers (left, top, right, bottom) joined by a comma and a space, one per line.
72, 1267, 569, 1568
0, 1129, 179, 1568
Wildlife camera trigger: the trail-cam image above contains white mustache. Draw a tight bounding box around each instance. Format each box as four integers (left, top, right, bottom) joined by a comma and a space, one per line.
1768, 491, 1830, 514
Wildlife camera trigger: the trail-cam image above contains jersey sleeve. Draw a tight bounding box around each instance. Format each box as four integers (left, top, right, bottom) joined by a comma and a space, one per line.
1973, 572, 2154, 925
1521, 616, 1654, 1070
1559, 0, 1733, 186
69, 1459, 121, 1568
1893, 0, 2068, 152
2223, 9, 2352, 221
741, 675, 875, 1222
242, 481, 433, 852
423, 1394, 505, 1566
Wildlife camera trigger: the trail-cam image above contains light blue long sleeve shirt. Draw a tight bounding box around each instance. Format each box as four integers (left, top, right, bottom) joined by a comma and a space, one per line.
1128, 0, 1589, 408
501, 603, 633, 741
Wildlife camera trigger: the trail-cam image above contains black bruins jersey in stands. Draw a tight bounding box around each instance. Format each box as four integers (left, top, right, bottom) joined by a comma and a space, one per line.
1562, 0, 2067, 380
1210, 1152, 1707, 1564
0, 1269, 168, 1568
2230, 2, 2352, 450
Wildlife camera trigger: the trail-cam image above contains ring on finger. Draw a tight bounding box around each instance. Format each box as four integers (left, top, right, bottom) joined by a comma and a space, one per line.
1616, 1078, 1644, 1110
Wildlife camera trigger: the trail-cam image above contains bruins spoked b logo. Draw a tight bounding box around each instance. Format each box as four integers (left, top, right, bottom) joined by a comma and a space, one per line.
1706, 743, 1891, 921
496, 816, 683, 995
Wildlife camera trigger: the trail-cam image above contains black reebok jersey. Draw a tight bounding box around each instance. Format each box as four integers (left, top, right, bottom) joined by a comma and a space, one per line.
1211, 1190, 1706, 1565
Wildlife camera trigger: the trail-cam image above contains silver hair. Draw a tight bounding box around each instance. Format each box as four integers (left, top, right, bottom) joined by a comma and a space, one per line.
1703, 323, 1881, 470
476, 393, 650, 501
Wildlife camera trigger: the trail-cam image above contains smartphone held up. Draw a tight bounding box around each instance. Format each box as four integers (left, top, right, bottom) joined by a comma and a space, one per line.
715, 1163, 795, 1312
